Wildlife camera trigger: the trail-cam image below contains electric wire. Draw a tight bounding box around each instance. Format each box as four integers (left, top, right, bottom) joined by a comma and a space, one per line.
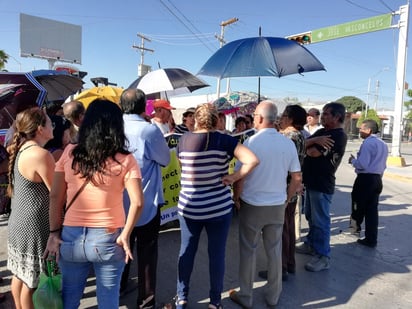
378, 0, 395, 12
343, 0, 386, 14
158, 0, 216, 52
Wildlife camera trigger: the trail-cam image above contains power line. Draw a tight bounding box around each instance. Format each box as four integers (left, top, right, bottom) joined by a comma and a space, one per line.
145, 33, 215, 39
158, 0, 215, 52
343, 0, 386, 14
378, 0, 395, 13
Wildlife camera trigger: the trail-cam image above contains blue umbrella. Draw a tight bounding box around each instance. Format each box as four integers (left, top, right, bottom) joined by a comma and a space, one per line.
198, 36, 326, 100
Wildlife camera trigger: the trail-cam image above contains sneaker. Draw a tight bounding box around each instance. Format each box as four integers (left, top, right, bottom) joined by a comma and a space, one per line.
305, 255, 330, 272
295, 242, 315, 255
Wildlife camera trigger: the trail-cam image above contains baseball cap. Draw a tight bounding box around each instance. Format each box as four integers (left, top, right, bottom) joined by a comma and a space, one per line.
183, 107, 195, 117
153, 99, 175, 110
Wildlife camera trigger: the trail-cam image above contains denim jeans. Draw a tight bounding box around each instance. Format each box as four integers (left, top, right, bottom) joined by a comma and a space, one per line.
304, 189, 332, 257
59, 226, 125, 309
177, 213, 232, 306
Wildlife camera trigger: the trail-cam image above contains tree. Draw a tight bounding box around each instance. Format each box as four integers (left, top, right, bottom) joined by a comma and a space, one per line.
0, 50, 8, 70
357, 109, 382, 129
404, 89, 412, 135
335, 96, 366, 113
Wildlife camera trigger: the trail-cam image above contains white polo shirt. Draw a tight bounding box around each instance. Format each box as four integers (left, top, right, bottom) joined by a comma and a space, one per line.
236, 128, 301, 206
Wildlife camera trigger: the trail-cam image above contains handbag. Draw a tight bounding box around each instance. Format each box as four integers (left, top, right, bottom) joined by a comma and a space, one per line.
32, 259, 63, 309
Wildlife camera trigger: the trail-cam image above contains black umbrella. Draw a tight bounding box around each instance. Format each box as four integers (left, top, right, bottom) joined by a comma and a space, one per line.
32, 70, 84, 102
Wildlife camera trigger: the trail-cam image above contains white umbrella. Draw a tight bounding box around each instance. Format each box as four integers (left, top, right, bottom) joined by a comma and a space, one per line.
128, 68, 209, 99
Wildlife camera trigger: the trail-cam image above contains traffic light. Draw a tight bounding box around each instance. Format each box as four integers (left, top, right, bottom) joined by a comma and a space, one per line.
286, 32, 312, 44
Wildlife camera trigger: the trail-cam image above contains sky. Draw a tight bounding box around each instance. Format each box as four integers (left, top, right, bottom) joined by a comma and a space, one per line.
0, 0, 411, 110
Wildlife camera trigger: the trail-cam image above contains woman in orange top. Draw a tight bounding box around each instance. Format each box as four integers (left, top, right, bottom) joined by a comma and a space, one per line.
44, 100, 144, 309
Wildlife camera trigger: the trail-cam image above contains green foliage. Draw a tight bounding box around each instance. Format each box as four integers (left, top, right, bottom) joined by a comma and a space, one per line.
404, 89, 412, 133
356, 109, 382, 128
0, 50, 8, 70
336, 96, 366, 113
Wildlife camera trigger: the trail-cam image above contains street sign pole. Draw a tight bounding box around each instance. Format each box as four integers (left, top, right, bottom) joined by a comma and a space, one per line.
389, 4, 409, 166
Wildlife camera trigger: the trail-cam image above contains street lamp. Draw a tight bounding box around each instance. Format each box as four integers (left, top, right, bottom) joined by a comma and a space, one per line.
365, 67, 389, 114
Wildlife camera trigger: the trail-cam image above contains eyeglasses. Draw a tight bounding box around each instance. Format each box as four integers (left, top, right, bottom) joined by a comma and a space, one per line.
253, 113, 261, 117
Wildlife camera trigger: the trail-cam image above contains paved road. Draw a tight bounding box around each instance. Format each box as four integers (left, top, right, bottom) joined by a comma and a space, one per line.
1, 141, 411, 308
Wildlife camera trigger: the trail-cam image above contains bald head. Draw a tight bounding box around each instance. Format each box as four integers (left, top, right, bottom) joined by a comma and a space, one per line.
254, 100, 278, 130
63, 100, 85, 126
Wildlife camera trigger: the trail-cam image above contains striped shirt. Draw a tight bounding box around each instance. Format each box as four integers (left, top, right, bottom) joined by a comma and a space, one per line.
177, 131, 238, 220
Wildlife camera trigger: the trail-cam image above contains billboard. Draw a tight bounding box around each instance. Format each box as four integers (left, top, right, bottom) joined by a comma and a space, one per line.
20, 13, 82, 64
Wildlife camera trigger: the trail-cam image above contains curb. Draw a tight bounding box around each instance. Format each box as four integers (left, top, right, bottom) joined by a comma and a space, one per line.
384, 171, 412, 183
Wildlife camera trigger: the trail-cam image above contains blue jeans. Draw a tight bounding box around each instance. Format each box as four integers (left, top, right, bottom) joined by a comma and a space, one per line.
59, 226, 125, 309
177, 213, 232, 306
304, 189, 332, 257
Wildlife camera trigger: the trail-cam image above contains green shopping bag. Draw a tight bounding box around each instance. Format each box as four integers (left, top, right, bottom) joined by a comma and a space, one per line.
33, 259, 63, 309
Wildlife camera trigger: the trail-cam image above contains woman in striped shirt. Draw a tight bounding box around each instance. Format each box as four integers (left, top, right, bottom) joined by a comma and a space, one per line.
174, 103, 259, 309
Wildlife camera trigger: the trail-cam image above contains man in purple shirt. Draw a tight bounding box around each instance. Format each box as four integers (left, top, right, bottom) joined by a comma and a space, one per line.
120, 89, 171, 308
348, 119, 388, 248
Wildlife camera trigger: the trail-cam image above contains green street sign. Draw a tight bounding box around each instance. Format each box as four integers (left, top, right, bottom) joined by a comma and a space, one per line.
312, 13, 393, 43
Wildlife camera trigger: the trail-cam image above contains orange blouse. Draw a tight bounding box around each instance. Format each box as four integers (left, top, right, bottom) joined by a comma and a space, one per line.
55, 144, 141, 228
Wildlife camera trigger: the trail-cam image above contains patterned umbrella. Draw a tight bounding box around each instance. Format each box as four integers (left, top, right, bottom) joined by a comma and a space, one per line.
0, 72, 47, 129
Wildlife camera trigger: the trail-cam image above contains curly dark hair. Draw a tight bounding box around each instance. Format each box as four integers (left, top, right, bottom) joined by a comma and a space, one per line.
283, 105, 307, 130
71, 100, 130, 182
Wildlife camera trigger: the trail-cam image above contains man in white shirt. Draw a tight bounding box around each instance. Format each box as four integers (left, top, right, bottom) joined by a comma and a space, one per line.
230, 100, 302, 309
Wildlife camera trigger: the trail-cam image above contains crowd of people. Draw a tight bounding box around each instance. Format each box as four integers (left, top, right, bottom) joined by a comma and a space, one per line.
0, 88, 390, 308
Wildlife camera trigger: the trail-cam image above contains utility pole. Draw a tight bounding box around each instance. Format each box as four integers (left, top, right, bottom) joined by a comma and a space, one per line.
132, 33, 154, 77
374, 80, 380, 111
389, 4, 409, 166
215, 17, 238, 98
365, 77, 371, 115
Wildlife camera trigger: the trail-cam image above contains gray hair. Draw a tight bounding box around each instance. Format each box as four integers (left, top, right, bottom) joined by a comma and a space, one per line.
259, 100, 278, 123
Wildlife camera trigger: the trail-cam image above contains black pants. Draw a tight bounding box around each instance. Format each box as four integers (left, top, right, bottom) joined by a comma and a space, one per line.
351, 173, 383, 244
121, 208, 161, 305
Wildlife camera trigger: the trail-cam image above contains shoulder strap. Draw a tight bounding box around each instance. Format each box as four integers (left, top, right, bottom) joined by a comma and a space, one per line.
65, 179, 89, 214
